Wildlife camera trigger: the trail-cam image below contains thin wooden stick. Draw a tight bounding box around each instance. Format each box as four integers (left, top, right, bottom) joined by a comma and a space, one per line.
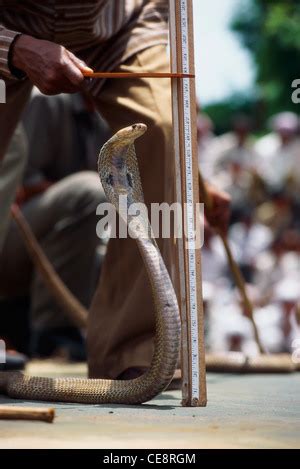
0, 406, 55, 423
198, 171, 265, 354
83, 71, 195, 79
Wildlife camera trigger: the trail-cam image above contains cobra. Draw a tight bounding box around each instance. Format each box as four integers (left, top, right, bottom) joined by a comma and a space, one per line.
0, 124, 181, 404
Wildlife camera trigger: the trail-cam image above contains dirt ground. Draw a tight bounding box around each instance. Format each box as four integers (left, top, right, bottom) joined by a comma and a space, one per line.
0, 361, 299, 449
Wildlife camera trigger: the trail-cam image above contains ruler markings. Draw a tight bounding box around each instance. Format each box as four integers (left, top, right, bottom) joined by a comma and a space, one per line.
180, 0, 200, 401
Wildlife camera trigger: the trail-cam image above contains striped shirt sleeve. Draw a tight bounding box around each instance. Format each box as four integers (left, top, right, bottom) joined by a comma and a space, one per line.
0, 25, 21, 80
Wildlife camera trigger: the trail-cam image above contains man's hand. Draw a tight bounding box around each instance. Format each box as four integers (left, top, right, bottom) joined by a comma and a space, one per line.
12, 35, 93, 95
205, 182, 231, 236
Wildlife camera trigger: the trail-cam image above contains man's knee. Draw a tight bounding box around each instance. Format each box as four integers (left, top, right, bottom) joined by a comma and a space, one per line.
55, 171, 105, 216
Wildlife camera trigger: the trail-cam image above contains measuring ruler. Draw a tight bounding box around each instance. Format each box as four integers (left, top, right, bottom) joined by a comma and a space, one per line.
180, 0, 200, 402
169, 0, 207, 407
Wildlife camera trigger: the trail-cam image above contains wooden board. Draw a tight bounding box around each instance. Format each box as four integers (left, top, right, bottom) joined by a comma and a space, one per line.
169, 0, 207, 407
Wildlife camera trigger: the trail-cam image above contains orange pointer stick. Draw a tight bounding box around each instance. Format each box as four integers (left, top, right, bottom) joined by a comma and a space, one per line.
83, 71, 195, 79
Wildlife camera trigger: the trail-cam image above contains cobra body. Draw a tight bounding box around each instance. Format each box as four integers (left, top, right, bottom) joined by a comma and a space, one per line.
0, 124, 181, 404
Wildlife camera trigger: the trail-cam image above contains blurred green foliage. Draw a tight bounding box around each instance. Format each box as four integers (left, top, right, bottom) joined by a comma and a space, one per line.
232, 0, 300, 115
203, 0, 300, 133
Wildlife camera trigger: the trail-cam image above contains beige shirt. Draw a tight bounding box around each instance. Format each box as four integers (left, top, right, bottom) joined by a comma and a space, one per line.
0, 0, 169, 87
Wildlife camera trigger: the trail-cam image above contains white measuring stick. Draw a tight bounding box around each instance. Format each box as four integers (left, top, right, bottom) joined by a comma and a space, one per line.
180, 0, 200, 403
169, 0, 207, 407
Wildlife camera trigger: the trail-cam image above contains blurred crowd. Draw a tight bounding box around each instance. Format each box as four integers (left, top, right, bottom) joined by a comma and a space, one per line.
198, 111, 300, 356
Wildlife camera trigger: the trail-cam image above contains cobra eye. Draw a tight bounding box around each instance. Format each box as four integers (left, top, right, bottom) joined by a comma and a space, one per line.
106, 174, 114, 186
127, 172, 133, 188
